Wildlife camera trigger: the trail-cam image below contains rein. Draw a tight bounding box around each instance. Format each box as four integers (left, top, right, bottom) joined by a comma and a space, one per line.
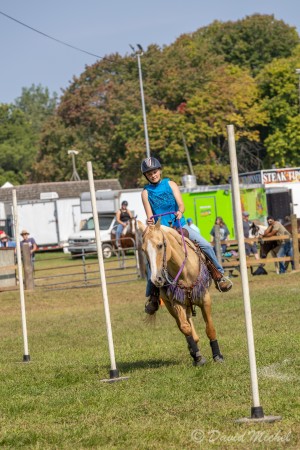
150, 211, 188, 285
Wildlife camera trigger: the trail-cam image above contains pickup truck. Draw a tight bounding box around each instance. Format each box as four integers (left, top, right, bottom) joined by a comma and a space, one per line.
68, 214, 116, 258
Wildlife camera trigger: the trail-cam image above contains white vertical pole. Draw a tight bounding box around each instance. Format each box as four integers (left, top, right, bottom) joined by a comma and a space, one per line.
227, 125, 262, 416
137, 52, 151, 158
12, 190, 30, 362
87, 161, 119, 379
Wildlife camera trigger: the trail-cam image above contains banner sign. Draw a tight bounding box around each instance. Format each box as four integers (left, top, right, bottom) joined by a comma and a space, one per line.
262, 168, 300, 184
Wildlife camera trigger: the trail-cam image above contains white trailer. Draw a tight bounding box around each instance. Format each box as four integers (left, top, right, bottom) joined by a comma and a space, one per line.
80, 188, 146, 223
12, 198, 90, 250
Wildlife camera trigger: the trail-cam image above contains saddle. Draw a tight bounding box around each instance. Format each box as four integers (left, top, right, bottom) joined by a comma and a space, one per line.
173, 226, 189, 239
172, 228, 222, 278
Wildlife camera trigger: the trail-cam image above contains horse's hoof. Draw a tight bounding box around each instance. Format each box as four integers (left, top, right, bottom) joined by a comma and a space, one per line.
193, 356, 207, 367
213, 354, 224, 363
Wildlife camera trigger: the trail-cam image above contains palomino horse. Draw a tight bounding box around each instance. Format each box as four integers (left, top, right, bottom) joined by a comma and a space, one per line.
137, 219, 224, 367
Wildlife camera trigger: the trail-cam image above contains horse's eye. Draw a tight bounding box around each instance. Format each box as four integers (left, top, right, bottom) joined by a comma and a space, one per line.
157, 243, 163, 250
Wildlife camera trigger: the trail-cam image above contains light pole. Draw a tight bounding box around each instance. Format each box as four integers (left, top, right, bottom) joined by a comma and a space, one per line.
68, 149, 81, 181
295, 69, 300, 112
130, 44, 151, 158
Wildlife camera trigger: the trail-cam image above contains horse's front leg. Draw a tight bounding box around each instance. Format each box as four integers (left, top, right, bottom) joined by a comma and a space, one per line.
160, 293, 206, 367
200, 292, 224, 362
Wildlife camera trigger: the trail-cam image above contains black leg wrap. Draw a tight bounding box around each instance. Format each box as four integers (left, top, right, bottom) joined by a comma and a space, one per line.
186, 336, 207, 366
210, 339, 224, 362
186, 336, 199, 357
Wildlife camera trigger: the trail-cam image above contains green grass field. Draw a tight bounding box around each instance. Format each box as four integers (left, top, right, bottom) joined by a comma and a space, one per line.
0, 261, 299, 449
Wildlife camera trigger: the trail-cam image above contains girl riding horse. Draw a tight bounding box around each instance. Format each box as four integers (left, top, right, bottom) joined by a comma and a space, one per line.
140, 156, 232, 314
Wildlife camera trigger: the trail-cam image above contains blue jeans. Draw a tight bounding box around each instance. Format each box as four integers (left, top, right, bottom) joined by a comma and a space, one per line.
277, 240, 294, 273
183, 225, 224, 274
116, 223, 127, 246
145, 225, 225, 297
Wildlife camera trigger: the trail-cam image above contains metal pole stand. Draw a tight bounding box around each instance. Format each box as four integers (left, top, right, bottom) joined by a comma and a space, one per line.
227, 125, 281, 425
100, 368, 129, 384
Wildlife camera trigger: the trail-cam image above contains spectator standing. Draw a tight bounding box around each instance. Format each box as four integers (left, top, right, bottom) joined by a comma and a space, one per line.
210, 216, 230, 255
186, 218, 201, 235
0, 233, 16, 248
242, 212, 260, 262
263, 216, 293, 274
20, 230, 38, 265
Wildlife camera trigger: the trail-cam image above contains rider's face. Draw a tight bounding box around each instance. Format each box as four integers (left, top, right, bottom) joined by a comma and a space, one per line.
145, 169, 161, 183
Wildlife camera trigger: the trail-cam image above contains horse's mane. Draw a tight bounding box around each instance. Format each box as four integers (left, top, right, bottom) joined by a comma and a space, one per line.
142, 223, 198, 257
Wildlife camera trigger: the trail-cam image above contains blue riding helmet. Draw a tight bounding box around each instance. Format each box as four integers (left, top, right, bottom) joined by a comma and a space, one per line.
141, 157, 161, 174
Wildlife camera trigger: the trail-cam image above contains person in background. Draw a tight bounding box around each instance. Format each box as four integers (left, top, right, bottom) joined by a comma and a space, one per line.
186, 218, 201, 235
263, 215, 294, 274
115, 201, 132, 248
210, 216, 230, 255
20, 230, 38, 265
242, 212, 260, 261
140, 156, 232, 314
210, 216, 238, 279
0, 232, 16, 248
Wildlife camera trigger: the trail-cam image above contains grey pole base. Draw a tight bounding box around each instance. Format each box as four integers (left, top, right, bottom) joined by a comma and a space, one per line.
236, 406, 282, 423
236, 415, 282, 424
23, 355, 30, 362
100, 376, 130, 383
100, 368, 129, 383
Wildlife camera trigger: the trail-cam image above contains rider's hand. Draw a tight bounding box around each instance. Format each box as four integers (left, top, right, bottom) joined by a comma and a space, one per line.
147, 217, 155, 225
175, 210, 183, 220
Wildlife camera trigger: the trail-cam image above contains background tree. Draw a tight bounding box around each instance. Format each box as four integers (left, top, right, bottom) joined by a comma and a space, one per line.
256, 46, 300, 167
15, 84, 58, 134
194, 14, 299, 75
0, 104, 37, 185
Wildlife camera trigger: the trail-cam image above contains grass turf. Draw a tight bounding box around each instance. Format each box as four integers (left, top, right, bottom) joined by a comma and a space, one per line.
0, 264, 299, 449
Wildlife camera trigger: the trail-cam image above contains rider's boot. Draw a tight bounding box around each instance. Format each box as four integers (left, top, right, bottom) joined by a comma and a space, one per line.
204, 255, 233, 293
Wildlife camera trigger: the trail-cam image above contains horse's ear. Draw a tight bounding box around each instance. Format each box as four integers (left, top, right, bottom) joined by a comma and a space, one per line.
154, 218, 161, 229
136, 220, 146, 233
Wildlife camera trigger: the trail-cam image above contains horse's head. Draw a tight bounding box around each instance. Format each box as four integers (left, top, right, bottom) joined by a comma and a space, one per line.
249, 222, 259, 237
249, 221, 266, 238
137, 220, 171, 287
122, 217, 137, 236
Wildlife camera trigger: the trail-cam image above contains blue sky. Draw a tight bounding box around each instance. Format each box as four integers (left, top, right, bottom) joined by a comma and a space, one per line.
0, 0, 299, 104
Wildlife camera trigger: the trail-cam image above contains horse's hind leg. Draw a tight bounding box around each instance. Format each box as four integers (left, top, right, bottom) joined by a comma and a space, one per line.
161, 295, 206, 366
200, 292, 224, 362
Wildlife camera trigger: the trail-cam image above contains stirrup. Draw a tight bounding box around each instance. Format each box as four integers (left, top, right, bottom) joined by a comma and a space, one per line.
215, 276, 233, 293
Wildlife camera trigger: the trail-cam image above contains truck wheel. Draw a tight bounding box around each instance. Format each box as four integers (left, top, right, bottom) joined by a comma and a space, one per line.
102, 243, 113, 259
